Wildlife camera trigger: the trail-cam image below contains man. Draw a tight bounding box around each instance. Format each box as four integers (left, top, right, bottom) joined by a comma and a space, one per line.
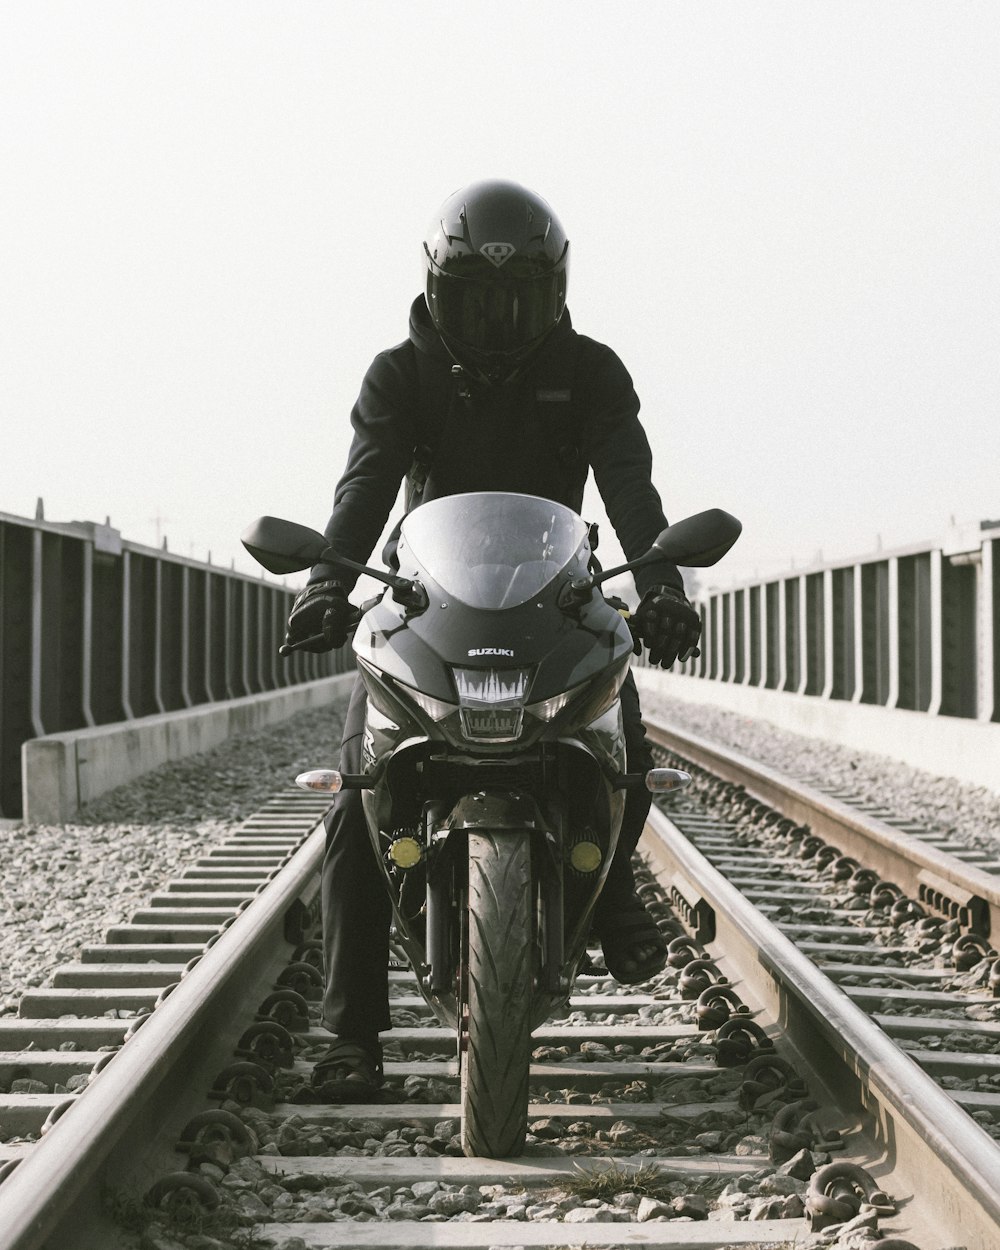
286, 180, 701, 1099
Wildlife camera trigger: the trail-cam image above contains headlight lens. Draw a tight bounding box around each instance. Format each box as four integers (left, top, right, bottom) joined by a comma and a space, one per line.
526, 680, 589, 722
358, 658, 455, 723
526, 661, 629, 726
395, 680, 456, 722
452, 667, 530, 742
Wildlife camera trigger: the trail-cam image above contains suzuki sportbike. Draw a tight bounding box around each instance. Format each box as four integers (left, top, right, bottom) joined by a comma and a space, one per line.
243, 491, 740, 1157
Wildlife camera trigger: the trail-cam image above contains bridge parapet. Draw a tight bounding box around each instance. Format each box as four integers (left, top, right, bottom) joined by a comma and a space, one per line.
0, 507, 352, 818
636, 520, 1000, 791
673, 519, 999, 724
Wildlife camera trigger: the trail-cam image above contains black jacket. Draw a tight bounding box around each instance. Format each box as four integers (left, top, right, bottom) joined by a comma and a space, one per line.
314, 297, 682, 596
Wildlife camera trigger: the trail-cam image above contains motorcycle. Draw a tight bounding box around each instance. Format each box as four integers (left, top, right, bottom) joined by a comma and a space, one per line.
242, 491, 740, 1157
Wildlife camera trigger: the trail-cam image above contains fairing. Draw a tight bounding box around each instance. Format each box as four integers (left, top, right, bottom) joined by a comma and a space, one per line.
353, 493, 634, 721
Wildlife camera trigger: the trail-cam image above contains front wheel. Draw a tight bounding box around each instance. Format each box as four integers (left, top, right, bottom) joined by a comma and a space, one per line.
461, 830, 534, 1157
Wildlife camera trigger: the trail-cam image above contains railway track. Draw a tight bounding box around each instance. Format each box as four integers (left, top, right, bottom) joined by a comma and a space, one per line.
0, 712, 997, 1248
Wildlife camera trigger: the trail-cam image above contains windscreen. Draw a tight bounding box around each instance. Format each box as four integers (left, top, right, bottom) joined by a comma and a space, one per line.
399, 493, 590, 609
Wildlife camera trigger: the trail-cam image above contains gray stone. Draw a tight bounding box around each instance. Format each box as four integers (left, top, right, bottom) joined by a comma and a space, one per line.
410, 1180, 441, 1200
636, 1196, 673, 1221
386, 1201, 429, 1219
563, 1206, 618, 1223
749, 1195, 787, 1220
779, 1194, 805, 1218
671, 1193, 708, 1219
777, 1147, 816, 1180
524, 1202, 561, 1220
237, 1192, 271, 1218
10, 1079, 49, 1095
757, 1172, 806, 1196
429, 1190, 480, 1216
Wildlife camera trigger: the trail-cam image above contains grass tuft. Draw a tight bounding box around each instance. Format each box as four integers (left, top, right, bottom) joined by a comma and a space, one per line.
561, 1160, 680, 1202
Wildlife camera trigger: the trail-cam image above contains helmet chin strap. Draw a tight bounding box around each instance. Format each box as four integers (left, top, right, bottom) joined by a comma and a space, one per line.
438, 328, 545, 390
439, 334, 525, 390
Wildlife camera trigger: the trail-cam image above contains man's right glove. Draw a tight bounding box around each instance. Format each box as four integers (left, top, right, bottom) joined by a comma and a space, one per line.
285, 580, 353, 653
633, 585, 701, 669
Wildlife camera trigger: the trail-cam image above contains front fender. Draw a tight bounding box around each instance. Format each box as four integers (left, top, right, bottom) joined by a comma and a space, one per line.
442, 790, 549, 833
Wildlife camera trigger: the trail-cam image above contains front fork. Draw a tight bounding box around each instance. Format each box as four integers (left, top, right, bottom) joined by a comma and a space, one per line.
424, 800, 454, 997
423, 792, 565, 1001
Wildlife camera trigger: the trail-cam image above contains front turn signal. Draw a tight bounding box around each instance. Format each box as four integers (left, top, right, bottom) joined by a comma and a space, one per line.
295, 770, 344, 793
645, 768, 691, 793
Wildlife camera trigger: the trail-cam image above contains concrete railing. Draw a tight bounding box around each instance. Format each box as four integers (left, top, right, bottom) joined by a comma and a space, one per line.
0, 506, 353, 818
642, 517, 1000, 791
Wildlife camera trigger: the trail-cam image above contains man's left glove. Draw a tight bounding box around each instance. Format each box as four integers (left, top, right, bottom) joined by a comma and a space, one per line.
633, 585, 701, 668
285, 580, 353, 653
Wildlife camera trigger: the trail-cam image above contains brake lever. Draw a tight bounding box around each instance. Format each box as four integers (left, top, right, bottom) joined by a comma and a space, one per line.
278, 633, 329, 657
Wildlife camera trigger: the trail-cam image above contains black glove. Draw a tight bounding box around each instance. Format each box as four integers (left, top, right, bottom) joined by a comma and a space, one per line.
285, 580, 353, 653
634, 585, 701, 668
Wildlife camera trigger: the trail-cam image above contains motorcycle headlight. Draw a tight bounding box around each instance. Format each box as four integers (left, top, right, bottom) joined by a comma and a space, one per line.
395, 680, 456, 722
526, 661, 629, 726
452, 667, 530, 742
525, 680, 589, 722
358, 658, 456, 723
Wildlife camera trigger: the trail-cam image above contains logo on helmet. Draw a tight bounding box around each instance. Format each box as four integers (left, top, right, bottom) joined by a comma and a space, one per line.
480, 242, 516, 268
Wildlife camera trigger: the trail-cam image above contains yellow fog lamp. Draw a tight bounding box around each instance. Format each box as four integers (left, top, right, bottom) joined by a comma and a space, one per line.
295, 770, 344, 793
388, 837, 423, 869
645, 768, 691, 793
569, 841, 603, 873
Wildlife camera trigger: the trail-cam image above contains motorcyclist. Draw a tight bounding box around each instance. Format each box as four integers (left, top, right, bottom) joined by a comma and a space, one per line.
286, 179, 701, 1100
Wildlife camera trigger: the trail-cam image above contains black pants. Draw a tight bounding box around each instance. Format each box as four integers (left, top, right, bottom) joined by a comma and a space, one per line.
319, 670, 654, 1037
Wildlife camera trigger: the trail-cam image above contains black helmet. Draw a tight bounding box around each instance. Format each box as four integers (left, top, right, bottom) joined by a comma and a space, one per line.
423, 179, 569, 385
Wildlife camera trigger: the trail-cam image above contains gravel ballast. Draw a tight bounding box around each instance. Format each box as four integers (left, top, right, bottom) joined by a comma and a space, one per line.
640, 688, 1000, 851
0, 700, 348, 1018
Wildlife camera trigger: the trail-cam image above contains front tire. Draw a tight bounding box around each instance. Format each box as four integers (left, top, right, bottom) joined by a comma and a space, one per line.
461, 830, 534, 1158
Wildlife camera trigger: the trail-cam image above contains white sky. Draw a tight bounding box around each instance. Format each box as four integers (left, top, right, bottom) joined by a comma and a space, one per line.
2, 1, 998, 595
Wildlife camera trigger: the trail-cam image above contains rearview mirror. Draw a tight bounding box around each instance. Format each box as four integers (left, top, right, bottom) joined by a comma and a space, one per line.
241, 517, 329, 575
643, 509, 742, 568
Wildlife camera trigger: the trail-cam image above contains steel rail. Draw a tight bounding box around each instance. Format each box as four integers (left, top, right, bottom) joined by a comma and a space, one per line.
0, 822, 326, 1250
646, 719, 1000, 938
642, 802, 1000, 1250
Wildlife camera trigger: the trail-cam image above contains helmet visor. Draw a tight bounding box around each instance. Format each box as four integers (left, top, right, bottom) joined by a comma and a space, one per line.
428, 269, 565, 358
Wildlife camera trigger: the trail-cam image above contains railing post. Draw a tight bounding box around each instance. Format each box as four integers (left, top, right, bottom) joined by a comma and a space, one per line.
120, 551, 134, 720
81, 544, 95, 726
850, 563, 864, 703
722, 591, 733, 682
733, 588, 745, 683
752, 586, 763, 686
239, 582, 249, 696
982, 538, 997, 723
928, 549, 943, 716
180, 566, 193, 708
30, 529, 45, 738
778, 578, 789, 692
796, 576, 808, 695
153, 561, 166, 715
821, 568, 834, 699
761, 583, 772, 689
887, 557, 900, 709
